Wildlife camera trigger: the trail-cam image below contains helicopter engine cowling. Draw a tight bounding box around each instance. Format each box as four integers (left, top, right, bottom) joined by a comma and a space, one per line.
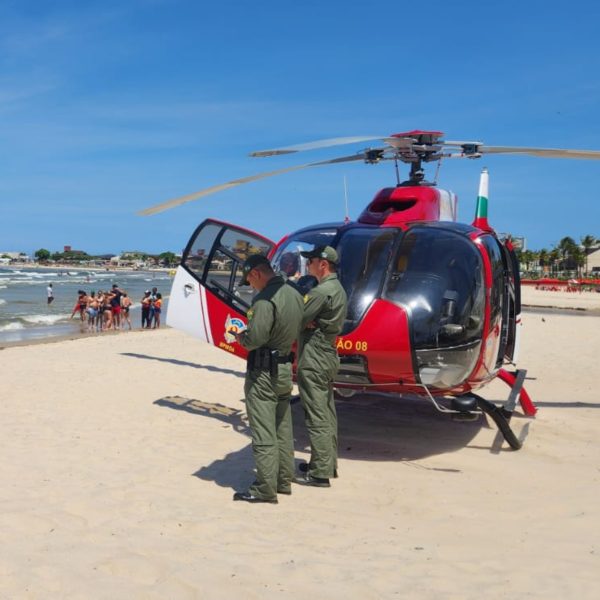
357, 186, 457, 226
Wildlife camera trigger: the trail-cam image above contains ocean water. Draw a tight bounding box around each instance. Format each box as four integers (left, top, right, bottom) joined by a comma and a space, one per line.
0, 267, 172, 344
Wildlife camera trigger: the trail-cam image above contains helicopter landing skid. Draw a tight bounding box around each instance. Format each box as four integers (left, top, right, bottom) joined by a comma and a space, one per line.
497, 368, 537, 416
416, 371, 535, 451
470, 394, 523, 450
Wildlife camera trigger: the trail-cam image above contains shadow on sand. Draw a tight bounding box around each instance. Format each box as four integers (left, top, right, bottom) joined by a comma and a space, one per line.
154, 393, 500, 491
121, 352, 245, 378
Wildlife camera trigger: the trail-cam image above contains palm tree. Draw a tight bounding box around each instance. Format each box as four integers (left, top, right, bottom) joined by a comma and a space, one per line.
549, 249, 560, 275
557, 237, 577, 272
580, 234, 596, 275
571, 247, 585, 278
539, 248, 549, 274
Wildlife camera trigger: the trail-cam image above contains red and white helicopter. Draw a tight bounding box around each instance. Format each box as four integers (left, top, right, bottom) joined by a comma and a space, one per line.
140, 130, 600, 450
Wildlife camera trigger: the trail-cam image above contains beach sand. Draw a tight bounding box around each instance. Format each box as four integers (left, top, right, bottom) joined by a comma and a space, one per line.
1, 299, 599, 598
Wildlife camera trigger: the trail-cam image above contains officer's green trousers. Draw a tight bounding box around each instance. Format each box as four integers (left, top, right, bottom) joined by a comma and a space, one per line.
244, 363, 295, 500
297, 343, 339, 479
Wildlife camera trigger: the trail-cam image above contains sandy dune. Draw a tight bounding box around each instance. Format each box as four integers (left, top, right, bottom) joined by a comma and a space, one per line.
1, 307, 599, 598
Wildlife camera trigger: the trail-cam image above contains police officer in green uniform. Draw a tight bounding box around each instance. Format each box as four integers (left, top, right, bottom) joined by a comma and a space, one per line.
231, 254, 304, 504
295, 246, 348, 488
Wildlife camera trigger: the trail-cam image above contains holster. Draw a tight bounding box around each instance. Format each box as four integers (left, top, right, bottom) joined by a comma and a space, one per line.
247, 348, 295, 377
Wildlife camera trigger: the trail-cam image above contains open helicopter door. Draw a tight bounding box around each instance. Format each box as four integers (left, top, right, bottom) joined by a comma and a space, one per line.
167, 219, 275, 358
501, 239, 522, 363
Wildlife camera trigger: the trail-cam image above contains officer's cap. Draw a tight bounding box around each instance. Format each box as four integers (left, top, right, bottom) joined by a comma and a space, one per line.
300, 245, 338, 265
239, 254, 271, 286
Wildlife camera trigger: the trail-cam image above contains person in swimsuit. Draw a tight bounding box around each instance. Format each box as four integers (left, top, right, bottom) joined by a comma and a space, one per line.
121, 293, 133, 330
86, 291, 100, 332
109, 284, 124, 330
152, 293, 162, 329
141, 291, 152, 329
70, 290, 88, 322
99, 291, 113, 330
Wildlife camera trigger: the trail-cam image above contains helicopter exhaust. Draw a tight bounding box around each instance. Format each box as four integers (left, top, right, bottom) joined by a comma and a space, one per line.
472, 167, 492, 232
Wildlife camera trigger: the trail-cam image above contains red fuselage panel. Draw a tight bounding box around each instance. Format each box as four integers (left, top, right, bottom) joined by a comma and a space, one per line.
335, 298, 416, 386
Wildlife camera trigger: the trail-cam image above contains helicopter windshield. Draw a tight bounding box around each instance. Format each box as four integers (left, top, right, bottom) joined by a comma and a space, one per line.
384, 226, 485, 389
336, 227, 397, 333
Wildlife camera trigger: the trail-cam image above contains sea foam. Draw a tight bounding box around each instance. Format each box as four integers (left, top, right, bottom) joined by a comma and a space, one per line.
0, 322, 24, 331
22, 314, 67, 325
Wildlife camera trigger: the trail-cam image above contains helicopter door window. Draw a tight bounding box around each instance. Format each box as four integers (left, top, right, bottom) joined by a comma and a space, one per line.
182, 221, 275, 314
205, 249, 254, 312
219, 229, 273, 263
182, 221, 223, 281
208, 230, 273, 312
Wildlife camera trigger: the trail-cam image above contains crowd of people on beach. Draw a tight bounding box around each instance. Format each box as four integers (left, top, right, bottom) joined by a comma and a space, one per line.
69, 285, 162, 332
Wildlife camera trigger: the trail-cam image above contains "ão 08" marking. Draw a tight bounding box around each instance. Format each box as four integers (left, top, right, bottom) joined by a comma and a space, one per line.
336, 339, 368, 352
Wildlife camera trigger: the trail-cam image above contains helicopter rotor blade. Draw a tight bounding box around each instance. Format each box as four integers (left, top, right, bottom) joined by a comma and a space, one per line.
250, 136, 405, 157
476, 145, 600, 160
138, 153, 366, 216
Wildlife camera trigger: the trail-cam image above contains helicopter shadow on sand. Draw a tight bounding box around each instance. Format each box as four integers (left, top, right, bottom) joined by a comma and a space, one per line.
153, 391, 507, 492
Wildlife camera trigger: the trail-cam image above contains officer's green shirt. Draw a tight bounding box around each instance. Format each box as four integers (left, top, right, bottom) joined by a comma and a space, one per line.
239, 275, 303, 353
301, 273, 347, 346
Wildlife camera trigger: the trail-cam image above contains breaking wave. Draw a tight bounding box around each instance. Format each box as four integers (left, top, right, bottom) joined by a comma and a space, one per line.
21, 314, 68, 325
0, 322, 24, 331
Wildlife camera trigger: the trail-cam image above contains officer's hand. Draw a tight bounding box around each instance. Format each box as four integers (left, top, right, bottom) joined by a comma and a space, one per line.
305, 321, 317, 329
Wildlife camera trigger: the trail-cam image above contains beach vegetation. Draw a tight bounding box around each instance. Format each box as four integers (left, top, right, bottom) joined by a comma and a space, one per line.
158, 251, 178, 266
51, 250, 92, 263
581, 235, 597, 274
516, 233, 599, 278
34, 248, 51, 261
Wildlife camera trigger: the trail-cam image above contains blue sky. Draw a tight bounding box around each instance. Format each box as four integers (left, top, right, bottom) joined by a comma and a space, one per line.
1, 0, 599, 255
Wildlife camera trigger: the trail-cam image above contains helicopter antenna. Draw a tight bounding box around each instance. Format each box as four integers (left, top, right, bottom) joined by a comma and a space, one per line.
393, 157, 401, 185
343, 175, 350, 223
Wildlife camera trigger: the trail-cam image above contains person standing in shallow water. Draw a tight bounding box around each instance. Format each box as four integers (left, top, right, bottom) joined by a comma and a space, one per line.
47, 283, 54, 305
141, 290, 152, 329
121, 293, 133, 330
152, 293, 162, 328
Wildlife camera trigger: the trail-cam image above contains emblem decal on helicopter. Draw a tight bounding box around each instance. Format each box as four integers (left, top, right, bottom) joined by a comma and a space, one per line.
224, 314, 246, 344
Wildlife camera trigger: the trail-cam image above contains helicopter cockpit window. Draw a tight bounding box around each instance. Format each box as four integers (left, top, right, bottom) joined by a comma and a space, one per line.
384, 226, 485, 389
336, 228, 397, 334
270, 228, 338, 290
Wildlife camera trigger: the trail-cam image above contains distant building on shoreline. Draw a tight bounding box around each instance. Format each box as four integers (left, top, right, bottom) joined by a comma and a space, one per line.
0, 251, 32, 264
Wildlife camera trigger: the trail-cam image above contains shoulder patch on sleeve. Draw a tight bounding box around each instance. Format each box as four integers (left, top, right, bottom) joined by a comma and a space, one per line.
247, 308, 254, 320
303, 294, 310, 304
